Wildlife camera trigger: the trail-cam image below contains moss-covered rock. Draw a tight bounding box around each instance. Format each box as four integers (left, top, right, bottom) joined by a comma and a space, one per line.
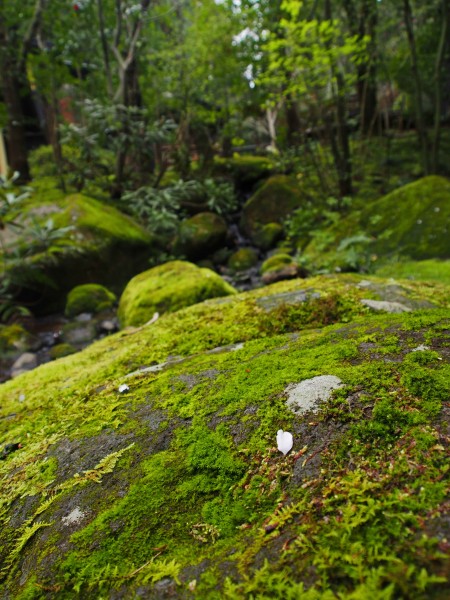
65, 284, 117, 318
375, 258, 450, 285
241, 175, 305, 242
304, 176, 450, 271
0, 323, 35, 355
118, 261, 237, 327
261, 253, 295, 275
49, 343, 77, 360
260, 253, 300, 285
213, 155, 273, 188
227, 248, 259, 271
0, 183, 153, 314
0, 273, 449, 599
251, 222, 284, 250
174, 212, 227, 260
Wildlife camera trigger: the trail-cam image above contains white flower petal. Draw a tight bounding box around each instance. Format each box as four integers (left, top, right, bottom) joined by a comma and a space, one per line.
277, 429, 293, 455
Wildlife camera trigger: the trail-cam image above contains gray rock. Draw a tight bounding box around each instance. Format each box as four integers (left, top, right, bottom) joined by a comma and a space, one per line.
11, 352, 38, 378
62, 323, 97, 345
285, 375, 344, 414
361, 299, 412, 313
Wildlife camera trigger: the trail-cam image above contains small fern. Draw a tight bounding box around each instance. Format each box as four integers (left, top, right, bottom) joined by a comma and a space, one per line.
0, 521, 53, 579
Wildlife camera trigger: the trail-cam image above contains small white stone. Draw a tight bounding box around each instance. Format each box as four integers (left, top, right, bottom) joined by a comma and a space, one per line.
411, 344, 430, 352
62, 507, 85, 526
361, 299, 411, 313
285, 375, 343, 415
118, 384, 129, 393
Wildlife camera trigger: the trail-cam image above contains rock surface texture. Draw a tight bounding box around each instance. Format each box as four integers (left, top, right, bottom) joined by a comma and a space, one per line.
0, 272, 448, 599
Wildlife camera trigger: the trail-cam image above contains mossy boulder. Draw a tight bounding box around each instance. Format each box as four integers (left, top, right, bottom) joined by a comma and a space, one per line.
0, 183, 153, 314
261, 253, 295, 275
251, 222, 284, 250
213, 155, 273, 188
227, 248, 259, 271
0, 274, 449, 599
65, 284, 117, 318
241, 175, 305, 243
260, 253, 300, 285
361, 176, 450, 259
174, 212, 227, 260
304, 176, 450, 271
0, 323, 36, 355
375, 258, 450, 285
118, 261, 237, 327
49, 343, 77, 360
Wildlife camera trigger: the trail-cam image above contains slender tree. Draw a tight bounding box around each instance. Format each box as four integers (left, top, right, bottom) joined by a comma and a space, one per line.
0, 0, 47, 181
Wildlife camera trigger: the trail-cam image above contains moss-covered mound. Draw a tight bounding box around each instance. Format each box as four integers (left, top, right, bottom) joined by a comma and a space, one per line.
65, 284, 117, 318
118, 261, 237, 327
252, 222, 284, 250
213, 155, 273, 188
304, 176, 450, 271
1, 187, 153, 314
242, 175, 305, 242
174, 212, 227, 260
375, 259, 450, 286
227, 248, 258, 271
0, 274, 449, 599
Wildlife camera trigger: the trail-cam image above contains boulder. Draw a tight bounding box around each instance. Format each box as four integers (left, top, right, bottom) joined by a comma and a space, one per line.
213, 155, 273, 189
65, 284, 117, 318
251, 222, 284, 250
174, 212, 227, 260
0, 273, 448, 599
118, 261, 237, 327
304, 176, 450, 271
261, 253, 301, 284
227, 248, 259, 271
0, 183, 153, 314
241, 175, 305, 243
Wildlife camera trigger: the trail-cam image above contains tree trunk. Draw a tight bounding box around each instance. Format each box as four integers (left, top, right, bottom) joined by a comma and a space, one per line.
0, 67, 30, 182
403, 0, 430, 174
325, 0, 352, 198
343, 0, 378, 136
97, 0, 113, 98
285, 95, 301, 146
431, 0, 449, 173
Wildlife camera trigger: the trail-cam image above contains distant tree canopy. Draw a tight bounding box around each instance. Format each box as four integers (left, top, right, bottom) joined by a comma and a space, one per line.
0, 0, 448, 188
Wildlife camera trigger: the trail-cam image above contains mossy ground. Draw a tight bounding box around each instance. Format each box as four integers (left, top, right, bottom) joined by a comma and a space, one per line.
0, 274, 448, 599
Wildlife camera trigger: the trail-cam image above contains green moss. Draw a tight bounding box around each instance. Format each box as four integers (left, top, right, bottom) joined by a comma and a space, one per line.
304, 177, 450, 271
251, 222, 284, 250
49, 343, 77, 360
213, 155, 273, 187
174, 212, 227, 260
0, 273, 449, 598
375, 259, 450, 285
65, 284, 117, 317
361, 176, 450, 259
261, 253, 294, 275
118, 260, 237, 327
242, 175, 305, 239
0, 324, 31, 354
227, 248, 258, 271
